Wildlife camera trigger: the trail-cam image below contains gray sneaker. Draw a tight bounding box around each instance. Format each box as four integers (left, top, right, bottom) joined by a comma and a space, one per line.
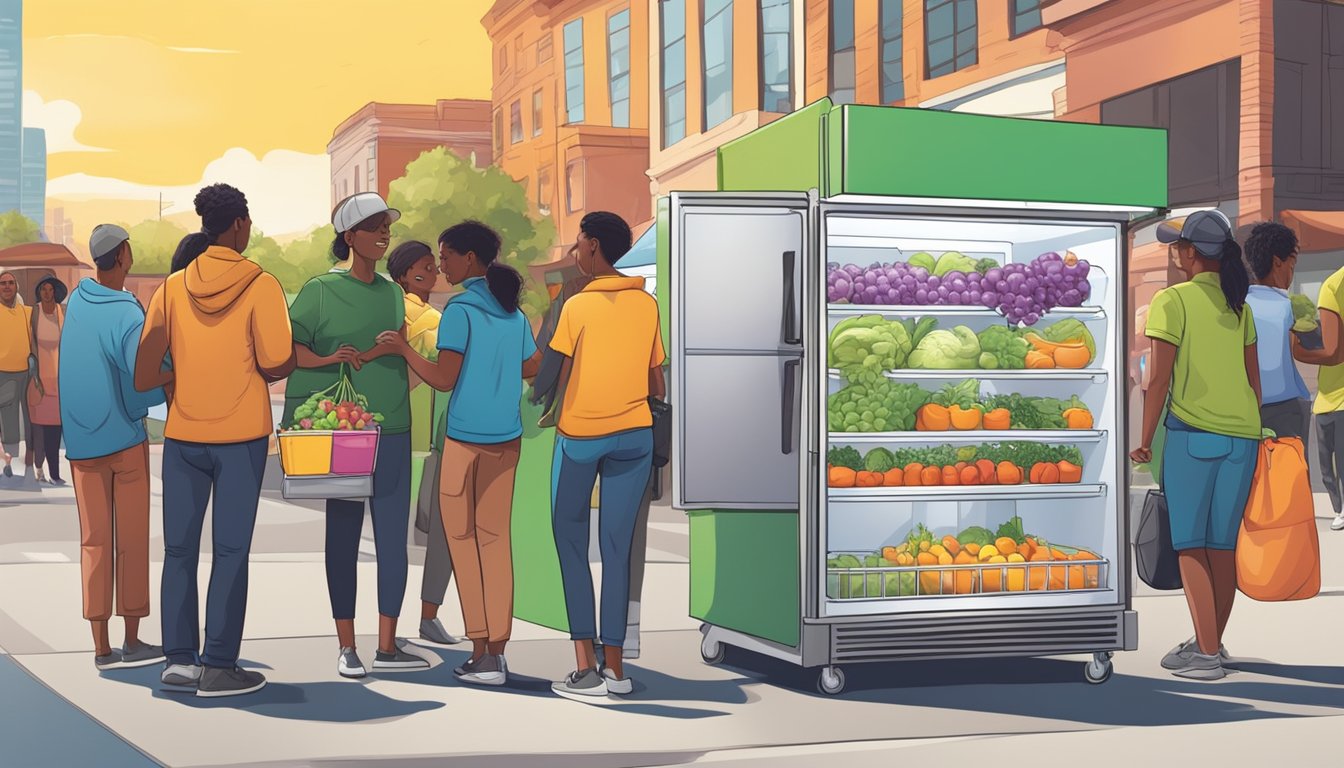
197, 666, 267, 698
94, 649, 122, 671
338, 647, 366, 679
601, 667, 633, 695
1173, 651, 1227, 681
419, 618, 459, 646
161, 663, 202, 692
457, 654, 506, 686
552, 668, 608, 698
1332, 513, 1344, 531
373, 646, 430, 671
1160, 637, 1233, 670
119, 643, 165, 669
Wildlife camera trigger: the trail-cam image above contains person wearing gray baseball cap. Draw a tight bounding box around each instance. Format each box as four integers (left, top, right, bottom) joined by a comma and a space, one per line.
1133, 208, 1260, 682
285, 191, 428, 679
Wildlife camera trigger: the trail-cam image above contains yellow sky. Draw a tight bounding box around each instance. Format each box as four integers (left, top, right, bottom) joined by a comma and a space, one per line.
24, 0, 495, 186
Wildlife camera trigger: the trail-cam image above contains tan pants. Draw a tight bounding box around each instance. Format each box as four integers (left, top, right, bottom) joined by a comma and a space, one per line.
71, 442, 151, 622
439, 437, 521, 643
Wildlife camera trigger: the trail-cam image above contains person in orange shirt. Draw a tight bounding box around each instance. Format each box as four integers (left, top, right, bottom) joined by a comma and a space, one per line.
135, 184, 296, 698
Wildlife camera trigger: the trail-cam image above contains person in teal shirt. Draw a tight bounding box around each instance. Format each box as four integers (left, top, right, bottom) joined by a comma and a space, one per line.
286, 192, 427, 679
1132, 210, 1260, 683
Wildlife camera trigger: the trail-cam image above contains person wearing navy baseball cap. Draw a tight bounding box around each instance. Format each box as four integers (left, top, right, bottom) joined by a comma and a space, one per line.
1133, 208, 1259, 682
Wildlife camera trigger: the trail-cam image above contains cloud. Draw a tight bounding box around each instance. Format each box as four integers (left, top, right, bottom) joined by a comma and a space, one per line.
48, 148, 333, 237
22, 91, 111, 154
44, 34, 238, 54
167, 47, 239, 54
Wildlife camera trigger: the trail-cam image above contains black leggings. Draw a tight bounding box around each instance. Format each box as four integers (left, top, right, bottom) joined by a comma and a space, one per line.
31, 425, 62, 479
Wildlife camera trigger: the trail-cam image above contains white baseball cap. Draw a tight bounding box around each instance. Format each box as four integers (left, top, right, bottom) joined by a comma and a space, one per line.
332, 192, 401, 233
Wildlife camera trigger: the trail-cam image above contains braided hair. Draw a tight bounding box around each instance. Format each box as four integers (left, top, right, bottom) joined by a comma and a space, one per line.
171, 184, 250, 273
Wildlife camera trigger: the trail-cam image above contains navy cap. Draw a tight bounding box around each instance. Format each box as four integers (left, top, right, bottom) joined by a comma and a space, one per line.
1156, 210, 1234, 259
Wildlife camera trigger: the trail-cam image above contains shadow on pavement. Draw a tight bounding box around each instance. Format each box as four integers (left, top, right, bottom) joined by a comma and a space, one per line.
716, 648, 1344, 728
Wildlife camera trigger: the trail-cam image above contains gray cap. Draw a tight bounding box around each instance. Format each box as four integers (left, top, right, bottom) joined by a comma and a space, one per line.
89, 224, 130, 263
1156, 210, 1234, 259
332, 192, 400, 233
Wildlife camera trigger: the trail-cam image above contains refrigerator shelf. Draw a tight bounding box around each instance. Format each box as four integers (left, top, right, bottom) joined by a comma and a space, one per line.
828, 483, 1106, 502
826, 557, 1110, 600
829, 430, 1106, 443
828, 304, 1104, 320
828, 368, 1108, 382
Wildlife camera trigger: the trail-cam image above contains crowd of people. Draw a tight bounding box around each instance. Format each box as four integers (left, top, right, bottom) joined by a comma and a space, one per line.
1, 183, 664, 701
1133, 210, 1341, 683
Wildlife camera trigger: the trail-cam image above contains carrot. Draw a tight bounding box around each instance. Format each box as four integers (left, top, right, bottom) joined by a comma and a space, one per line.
1062, 407, 1094, 430
856, 471, 883, 487
1057, 460, 1083, 484
1029, 462, 1049, 484
1040, 463, 1061, 484
921, 466, 943, 486
996, 461, 1021, 485
942, 465, 960, 485
983, 407, 1012, 431
883, 468, 904, 486
917, 403, 951, 431
904, 463, 925, 486
959, 465, 980, 485
975, 459, 997, 484
829, 466, 857, 487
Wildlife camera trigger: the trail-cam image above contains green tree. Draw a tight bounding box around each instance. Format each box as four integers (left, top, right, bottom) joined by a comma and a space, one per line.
259, 225, 338, 296
387, 147, 555, 317
124, 219, 190, 275
0, 211, 42, 248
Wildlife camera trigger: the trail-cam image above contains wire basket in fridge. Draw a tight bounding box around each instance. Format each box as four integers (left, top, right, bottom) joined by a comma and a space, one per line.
827, 547, 1108, 600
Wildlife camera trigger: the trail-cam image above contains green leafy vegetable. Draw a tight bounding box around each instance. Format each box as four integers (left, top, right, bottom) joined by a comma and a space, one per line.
1291, 293, 1319, 332
827, 445, 863, 470
929, 379, 980, 409
957, 526, 995, 546
908, 326, 981, 369
828, 379, 930, 432
1041, 319, 1096, 359
829, 315, 913, 373
863, 447, 897, 473
910, 317, 939, 349
977, 326, 1030, 370
996, 515, 1027, 545
974, 258, 999, 275
933, 251, 978, 277
908, 252, 937, 274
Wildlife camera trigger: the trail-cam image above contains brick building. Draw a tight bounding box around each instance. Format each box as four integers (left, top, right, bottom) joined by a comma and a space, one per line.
483, 0, 652, 267
1044, 0, 1344, 464
647, 1, 1063, 203
327, 100, 493, 208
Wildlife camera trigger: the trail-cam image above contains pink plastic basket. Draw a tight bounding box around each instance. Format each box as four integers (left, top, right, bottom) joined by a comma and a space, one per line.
330, 428, 380, 475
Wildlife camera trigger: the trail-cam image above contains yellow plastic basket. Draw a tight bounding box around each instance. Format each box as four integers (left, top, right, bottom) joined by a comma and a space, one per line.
278, 431, 334, 476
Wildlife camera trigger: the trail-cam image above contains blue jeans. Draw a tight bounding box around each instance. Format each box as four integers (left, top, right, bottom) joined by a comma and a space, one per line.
325, 431, 410, 620
161, 437, 268, 668
551, 428, 653, 647
1161, 415, 1258, 551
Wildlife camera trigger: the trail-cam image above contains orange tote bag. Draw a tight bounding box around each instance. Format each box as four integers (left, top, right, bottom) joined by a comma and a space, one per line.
1236, 437, 1320, 601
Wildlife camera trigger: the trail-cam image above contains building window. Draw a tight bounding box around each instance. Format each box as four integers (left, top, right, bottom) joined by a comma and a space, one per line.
538, 167, 553, 215
1010, 0, 1042, 38
880, 0, 904, 103
566, 160, 586, 213
926, 0, 977, 79
515, 35, 527, 72
354, 165, 361, 194
609, 9, 632, 128
563, 19, 586, 123
1101, 60, 1240, 207
494, 110, 503, 153
830, 0, 856, 104
702, 0, 734, 129
759, 0, 793, 113
533, 89, 544, 137
510, 100, 524, 144
366, 143, 377, 192
661, 0, 688, 147
499, 47, 508, 73
537, 34, 554, 63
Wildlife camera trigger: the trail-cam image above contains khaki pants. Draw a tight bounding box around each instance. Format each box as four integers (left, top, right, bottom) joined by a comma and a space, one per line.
70, 442, 151, 622
440, 437, 521, 643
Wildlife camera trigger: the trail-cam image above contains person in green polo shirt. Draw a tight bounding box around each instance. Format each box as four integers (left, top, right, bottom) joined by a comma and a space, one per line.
1131, 210, 1260, 683
285, 192, 427, 680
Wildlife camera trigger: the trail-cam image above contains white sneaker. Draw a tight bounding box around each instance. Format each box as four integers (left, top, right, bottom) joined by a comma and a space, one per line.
456, 654, 507, 686
601, 667, 633, 695
161, 663, 202, 692
338, 647, 366, 679
1332, 513, 1344, 531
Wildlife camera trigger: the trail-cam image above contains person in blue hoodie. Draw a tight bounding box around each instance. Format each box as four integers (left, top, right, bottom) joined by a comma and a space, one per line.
377, 220, 540, 687
59, 224, 169, 673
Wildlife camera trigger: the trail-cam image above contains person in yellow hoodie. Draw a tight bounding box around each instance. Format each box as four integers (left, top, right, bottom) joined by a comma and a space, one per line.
135, 184, 295, 698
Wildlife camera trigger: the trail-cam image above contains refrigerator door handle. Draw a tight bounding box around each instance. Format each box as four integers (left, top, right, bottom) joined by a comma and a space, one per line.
782, 358, 800, 454
782, 250, 800, 345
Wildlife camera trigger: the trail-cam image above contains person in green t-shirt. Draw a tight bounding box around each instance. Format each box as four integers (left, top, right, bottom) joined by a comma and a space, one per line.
1132, 210, 1260, 683
285, 192, 427, 679
1291, 264, 1344, 532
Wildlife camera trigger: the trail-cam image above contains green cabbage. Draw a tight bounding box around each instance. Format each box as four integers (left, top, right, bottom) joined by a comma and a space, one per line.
1041, 318, 1096, 359
933, 251, 978, 277
829, 315, 913, 372
1291, 293, 1319, 332
908, 326, 981, 370
977, 326, 1030, 369
908, 252, 937, 274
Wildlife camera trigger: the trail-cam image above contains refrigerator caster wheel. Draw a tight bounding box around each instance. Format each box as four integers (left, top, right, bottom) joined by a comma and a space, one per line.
700, 637, 725, 665
818, 666, 846, 695
1085, 655, 1113, 685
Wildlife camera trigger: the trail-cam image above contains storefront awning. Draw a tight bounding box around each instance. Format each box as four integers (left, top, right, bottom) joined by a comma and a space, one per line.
0, 242, 86, 268
1282, 210, 1344, 254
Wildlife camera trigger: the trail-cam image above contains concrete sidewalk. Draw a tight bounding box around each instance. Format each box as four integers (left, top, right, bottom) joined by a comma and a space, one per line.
2, 455, 1343, 766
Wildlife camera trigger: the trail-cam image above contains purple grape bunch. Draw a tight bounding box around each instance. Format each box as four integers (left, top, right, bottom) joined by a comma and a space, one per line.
826, 251, 1094, 326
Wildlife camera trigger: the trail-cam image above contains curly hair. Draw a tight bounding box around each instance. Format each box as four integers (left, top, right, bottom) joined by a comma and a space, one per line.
580, 211, 632, 265
387, 240, 433, 282
172, 184, 250, 272
1244, 222, 1300, 281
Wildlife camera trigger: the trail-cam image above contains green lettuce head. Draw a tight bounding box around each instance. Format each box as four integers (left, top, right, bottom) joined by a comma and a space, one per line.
907, 326, 981, 370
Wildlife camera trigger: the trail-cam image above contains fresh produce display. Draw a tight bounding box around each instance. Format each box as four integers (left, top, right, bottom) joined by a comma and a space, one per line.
829, 377, 1093, 433
1291, 293, 1319, 333
827, 517, 1104, 598
828, 316, 1096, 372
826, 251, 1094, 324
283, 375, 384, 432
826, 442, 1085, 488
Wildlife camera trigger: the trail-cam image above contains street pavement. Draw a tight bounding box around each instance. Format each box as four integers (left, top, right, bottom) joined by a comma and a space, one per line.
2, 446, 1343, 767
